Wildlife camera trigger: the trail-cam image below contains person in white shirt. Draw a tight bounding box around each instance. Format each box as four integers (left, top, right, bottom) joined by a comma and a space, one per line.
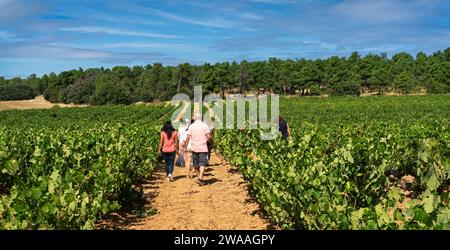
181, 119, 194, 178
176, 119, 189, 167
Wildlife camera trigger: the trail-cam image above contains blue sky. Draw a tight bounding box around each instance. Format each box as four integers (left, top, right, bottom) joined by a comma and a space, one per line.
0, 0, 449, 78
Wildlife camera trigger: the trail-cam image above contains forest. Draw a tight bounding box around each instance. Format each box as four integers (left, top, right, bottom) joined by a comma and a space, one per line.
1, 48, 449, 104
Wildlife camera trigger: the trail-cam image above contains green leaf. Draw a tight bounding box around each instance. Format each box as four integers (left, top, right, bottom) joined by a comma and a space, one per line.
82, 221, 94, 230
20, 220, 29, 229
436, 210, 449, 225
388, 188, 401, 201
48, 181, 56, 194
375, 204, 390, 226
68, 201, 77, 212
422, 192, 435, 214
32, 188, 42, 200
5, 159, 19, 175
343, 151, 354, 164
426, 174, 439, 191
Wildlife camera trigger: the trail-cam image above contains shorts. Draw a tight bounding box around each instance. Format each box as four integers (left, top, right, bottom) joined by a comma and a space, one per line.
192, 152, 208, 169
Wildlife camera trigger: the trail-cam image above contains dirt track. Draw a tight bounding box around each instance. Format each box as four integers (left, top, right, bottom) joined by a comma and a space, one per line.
99, 151, 272, 230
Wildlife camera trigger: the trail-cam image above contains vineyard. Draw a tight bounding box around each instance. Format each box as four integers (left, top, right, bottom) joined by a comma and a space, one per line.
215, 95, 450, 229
0, 95, 449, 230
0, 105, 173, 229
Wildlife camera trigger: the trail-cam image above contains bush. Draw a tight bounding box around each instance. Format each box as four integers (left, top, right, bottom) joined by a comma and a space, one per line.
309, 84, 322, 96
43, 85, 62, 103
90, 82, 133, 105
427, 81, 449, 94
134, 86, 155, 103
0, 84, 37, 101
393, 71, 414, 94
65, 80, 95, 104
331, 82, 360, 96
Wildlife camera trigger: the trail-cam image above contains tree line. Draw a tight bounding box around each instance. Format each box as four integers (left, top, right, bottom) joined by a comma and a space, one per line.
0, 48, 449, 104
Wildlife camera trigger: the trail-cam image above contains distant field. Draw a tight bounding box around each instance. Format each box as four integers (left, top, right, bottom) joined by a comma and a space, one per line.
0, 96, 87, 111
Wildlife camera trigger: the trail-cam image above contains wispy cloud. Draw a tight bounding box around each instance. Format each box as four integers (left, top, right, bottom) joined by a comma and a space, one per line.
102, 42, 205, 51
60, 26, 183, 39
213, 35, 338, 52
249, 0, 298, 4
240, 12, 264, 20
141, 7, 236, 28
103, 42, 178, 49
0, 44, 110, 60
0, 43, 178, 64
54, 7, 169, 26
0, 30, 15, 40
0, 30, 23, 42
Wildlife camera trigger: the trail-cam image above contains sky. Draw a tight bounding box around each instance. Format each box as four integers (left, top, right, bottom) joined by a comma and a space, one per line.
0, 0, 449, 78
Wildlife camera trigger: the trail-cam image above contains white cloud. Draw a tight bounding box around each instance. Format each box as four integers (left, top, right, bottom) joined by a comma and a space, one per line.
60, 26, 183, 39
103, 42, 172, 49
0, 30, 15, 40
102, 42, 206, 51
0, 44, 110, 59
56, 7, 169, 26
0, 30, 23, 42
144, 7, 236, 28
0, 43, 178, 64
240, 12, 264, 20
249, 0, 298, 3
299, 40, 338, 50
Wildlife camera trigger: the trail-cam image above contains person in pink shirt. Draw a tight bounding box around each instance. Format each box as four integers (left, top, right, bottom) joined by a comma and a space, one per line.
157, 121, 179, 182
183, 113, 211, 185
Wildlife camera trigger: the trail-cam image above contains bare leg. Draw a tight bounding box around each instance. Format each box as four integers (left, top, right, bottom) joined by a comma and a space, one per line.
185, 151, 192, 178
195, 168, 200, 178
198, 166, 205, 180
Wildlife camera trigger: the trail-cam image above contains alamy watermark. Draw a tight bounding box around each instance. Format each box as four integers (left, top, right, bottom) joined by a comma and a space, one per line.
170, 85, 280, 140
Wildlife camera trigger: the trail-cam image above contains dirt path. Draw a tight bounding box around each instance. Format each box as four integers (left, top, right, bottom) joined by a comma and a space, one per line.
100, 151, 272, 230
99, 151, 272, 230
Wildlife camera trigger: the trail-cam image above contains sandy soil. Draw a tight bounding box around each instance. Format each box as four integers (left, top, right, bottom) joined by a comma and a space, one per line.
0, 96, 87, 111
98, 151, 273, 230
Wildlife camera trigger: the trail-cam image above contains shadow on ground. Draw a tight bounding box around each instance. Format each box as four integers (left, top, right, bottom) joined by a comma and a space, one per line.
96, 169, 163, 230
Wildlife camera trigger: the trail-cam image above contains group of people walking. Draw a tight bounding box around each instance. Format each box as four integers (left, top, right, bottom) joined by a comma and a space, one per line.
157, 113, 213, 185
158, 114, 289, 185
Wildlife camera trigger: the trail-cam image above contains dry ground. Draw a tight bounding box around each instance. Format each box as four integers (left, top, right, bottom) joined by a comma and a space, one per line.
0, 95, 87, 111
97, 151, 273, 230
